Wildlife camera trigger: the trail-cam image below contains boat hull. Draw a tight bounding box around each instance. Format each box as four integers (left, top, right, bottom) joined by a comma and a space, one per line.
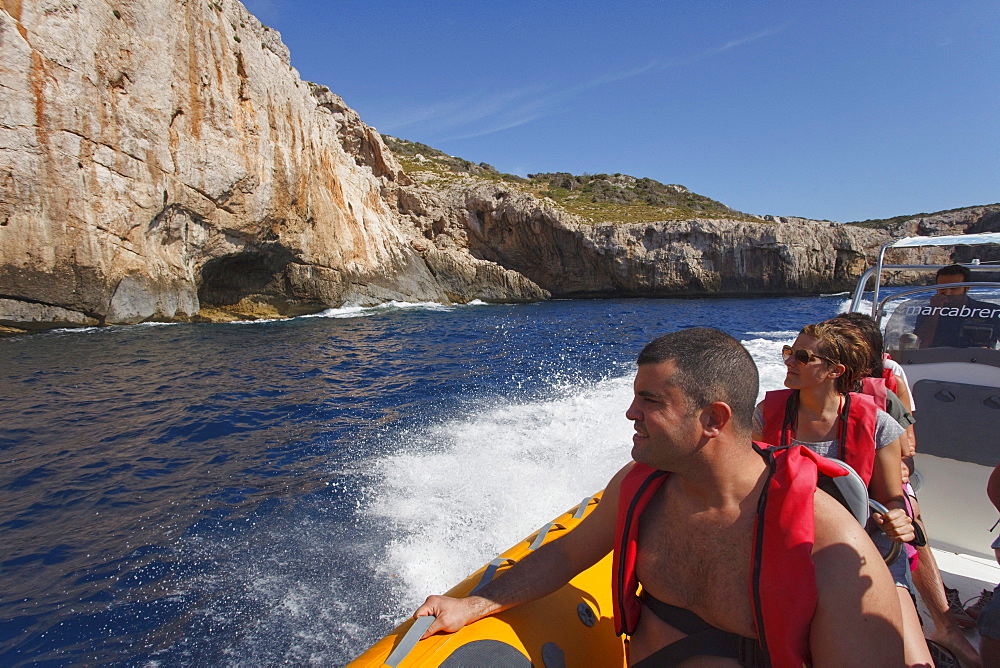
349, 494, 626, 667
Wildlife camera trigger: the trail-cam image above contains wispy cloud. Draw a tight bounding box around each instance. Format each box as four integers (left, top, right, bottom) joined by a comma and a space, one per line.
379, 59, 661, 142
696, 23, 791, 61
377, 84, 546, 134
381, 24, 790, 143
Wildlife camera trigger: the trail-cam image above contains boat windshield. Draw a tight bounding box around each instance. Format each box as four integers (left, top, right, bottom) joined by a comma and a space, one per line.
882, 287, 1000, 351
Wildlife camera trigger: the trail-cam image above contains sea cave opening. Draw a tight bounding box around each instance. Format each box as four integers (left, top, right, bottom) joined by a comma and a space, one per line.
198, 249, 293, 307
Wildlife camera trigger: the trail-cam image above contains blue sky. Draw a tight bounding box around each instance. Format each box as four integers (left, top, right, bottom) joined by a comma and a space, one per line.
242, 1, 998, 222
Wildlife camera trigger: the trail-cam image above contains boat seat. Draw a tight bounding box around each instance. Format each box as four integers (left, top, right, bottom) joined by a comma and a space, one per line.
817, 458, 869, 526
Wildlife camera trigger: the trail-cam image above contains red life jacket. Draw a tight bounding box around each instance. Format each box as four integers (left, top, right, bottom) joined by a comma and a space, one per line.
612, 445, 849, 667
859, 377, 888, 411
880, 354, 900, 394
881, 366, 899, 394
759, 389, 877, 485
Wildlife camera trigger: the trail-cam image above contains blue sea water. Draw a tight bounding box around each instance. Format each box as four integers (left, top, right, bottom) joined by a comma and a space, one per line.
0, 296, 849, 666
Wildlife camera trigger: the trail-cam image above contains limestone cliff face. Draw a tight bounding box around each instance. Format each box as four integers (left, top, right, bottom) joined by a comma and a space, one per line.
397, 180, 897, 297
0, 0, 545, 331
397, 174, 1000, 298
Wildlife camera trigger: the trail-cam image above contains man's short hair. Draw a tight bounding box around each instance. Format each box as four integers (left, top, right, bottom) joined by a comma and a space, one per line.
637, 327, 758, 430
937, 264, 971, 282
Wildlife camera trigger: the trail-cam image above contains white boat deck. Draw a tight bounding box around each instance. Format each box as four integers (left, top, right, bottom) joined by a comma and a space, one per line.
933, 546, 999, 605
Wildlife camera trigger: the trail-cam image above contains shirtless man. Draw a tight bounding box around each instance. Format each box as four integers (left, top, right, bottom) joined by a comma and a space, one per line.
413, 328, 904, 665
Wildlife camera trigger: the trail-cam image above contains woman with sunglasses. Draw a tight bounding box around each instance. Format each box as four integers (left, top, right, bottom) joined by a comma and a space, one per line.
752, 321, 932, 667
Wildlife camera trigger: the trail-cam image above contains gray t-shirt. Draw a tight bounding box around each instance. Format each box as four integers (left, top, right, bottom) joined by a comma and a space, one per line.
752, 403, 904, 459
884, 389, 916, 430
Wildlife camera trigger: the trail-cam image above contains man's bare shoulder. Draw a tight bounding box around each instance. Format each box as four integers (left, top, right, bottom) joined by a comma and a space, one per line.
592, 462, 638, 520
810, 486, 897, 607
810, 487, 898, 586
608, 461, 637, 489
811, 487, 871, 552
808, 488, 904, 665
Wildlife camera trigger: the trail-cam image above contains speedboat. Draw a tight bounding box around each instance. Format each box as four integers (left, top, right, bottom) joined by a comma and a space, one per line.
349, 469, 875, 667
351, 232, 1000, 666
848, 232, 1000, 607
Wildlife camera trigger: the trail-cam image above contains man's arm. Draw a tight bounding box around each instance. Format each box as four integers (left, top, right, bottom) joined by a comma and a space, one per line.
413, 463, 631, 638
988, 463, 1000, 567
809, 491, 905, 666
987, 462, 1000, 513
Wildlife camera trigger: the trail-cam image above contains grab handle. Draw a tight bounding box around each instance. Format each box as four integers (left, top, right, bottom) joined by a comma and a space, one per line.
470, 557, 516, 595
869, 499, 903, 565
573, 496, 599, 519
384, 614, 435, 667
528, 523, 566, 551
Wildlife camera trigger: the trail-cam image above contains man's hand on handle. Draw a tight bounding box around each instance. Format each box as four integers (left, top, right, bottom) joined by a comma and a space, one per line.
413, 595, 495, 639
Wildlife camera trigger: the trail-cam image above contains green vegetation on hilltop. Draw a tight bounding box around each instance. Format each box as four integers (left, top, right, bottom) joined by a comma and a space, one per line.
526, 172, 756, 223
846, 203, 1000, 229
383, 135, 524, 183
848, 213, 937, 229
383, 135, 760, 224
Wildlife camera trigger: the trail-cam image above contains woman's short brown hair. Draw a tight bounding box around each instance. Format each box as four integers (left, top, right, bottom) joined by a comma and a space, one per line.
800, 321, 872, 393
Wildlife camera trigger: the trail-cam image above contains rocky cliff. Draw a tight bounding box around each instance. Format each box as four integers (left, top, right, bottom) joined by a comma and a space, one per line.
395, 176, 998, 300
0, 0, 545, 333
853, 205, 1000, 267
1, 1, 997, 335
389, 142, 1000, 298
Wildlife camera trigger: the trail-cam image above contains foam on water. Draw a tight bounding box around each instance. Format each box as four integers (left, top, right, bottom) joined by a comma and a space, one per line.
223, 301, 455, 324
299, 299, 497, 320
746, 329, 798, 339
365, 374, 635, 611
841, 297, 866, 314
363, 336, 795, 618
46, 320, 182, 336
38, 300, 488, 336
743, 337, 793, 397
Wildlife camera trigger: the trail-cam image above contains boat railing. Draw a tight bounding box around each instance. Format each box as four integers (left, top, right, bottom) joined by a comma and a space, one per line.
858, 233, 1000, 315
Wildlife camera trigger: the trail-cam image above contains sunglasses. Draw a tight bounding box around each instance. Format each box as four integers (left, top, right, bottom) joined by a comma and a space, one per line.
782, 345, 836, 366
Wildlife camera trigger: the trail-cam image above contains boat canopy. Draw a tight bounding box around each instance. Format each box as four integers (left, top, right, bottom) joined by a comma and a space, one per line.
851, 233, 1000, 314
887, 233, 1000, 249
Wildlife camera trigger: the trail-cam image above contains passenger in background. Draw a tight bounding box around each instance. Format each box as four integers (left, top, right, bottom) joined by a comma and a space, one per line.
827, 314, 982, 667
753, 321, 931, 666
913, 264, 1000, 349
831, 312, 914, 407
828, 313, 916, 451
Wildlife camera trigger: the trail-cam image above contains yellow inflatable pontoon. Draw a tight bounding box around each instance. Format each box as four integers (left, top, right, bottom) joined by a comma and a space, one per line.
349, 492, 626, 667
